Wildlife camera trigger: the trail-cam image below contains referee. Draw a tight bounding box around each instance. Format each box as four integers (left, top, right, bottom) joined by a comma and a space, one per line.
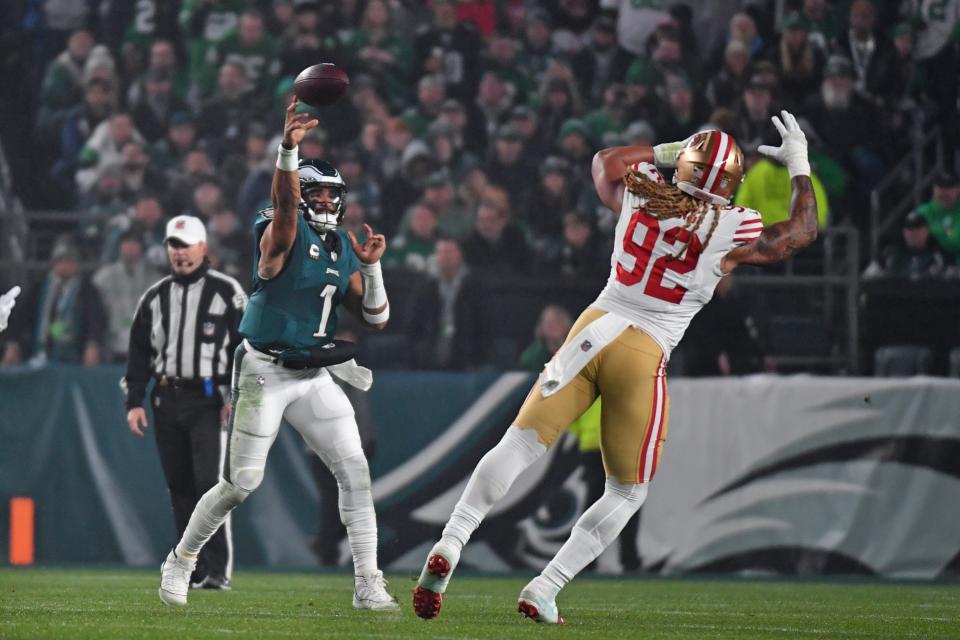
124, 214, 247, 590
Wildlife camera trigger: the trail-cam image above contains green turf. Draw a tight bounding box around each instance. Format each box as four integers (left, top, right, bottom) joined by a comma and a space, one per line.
0, 569, 957, 639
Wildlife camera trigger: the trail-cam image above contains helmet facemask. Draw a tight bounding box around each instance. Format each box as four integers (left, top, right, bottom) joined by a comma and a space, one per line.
673, 130, 744, 206
301, 186, 345, 232
298, 159, 348, 232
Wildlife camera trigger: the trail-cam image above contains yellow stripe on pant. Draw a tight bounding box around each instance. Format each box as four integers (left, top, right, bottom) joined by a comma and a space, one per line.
515, 308, 669, 484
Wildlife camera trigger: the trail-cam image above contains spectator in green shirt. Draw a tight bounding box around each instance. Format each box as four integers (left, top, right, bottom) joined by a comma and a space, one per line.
584, 83, 628, 143
864, 210, 951, 280
516, 304, 572, 372
207, 9, 281, 105
40, 29, 94, 114
916, 170, 960, 257
735, 148, 830, 228
384, 202, 439, 274
179, 0, 246, 98
339, 0, 413, 108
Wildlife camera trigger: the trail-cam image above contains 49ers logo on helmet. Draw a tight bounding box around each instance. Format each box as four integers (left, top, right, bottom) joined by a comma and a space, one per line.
674, 130, 744, 206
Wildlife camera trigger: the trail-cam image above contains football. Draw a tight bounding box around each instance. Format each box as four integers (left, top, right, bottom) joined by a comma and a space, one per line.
294, 63, 350, 107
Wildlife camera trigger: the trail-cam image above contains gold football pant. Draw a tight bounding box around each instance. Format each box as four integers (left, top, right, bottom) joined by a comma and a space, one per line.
515, 308, 669, 484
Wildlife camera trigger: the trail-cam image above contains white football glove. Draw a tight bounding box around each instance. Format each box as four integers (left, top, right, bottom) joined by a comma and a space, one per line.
758, 110, 810, 178
0, 285, 21, 333
652, 132, 698, 168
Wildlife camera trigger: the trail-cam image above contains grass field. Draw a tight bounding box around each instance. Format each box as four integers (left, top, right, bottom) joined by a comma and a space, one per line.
1, 569, 958, 639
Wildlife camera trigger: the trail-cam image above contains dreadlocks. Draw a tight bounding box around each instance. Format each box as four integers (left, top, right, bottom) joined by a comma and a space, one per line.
623, 166, 722, 260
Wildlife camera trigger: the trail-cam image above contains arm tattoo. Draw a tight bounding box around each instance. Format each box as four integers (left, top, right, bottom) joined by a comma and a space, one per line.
739, 176, 818, 265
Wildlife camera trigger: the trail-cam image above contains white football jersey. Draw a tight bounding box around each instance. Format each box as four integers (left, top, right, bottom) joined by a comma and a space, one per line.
594, 163, 763, 358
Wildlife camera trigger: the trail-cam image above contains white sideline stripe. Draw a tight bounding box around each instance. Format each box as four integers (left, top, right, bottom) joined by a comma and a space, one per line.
371, 372, 531, 501
72, 385, 156, 566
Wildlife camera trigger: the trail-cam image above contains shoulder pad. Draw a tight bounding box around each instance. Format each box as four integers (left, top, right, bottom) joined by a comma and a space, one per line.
720, 205, 763, 220
629, 162, 665, 184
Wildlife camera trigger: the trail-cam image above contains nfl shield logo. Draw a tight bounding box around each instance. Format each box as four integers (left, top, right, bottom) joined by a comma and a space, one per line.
203, 321, 215, 336
256, 375, 266, 386
580, 340, 592, 352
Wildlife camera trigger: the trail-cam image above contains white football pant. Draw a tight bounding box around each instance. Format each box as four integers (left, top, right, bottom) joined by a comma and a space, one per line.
176, 341, 380, 576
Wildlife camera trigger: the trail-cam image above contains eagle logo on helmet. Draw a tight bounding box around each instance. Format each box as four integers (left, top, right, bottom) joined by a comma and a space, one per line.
674, 130, 744, 206
297, 159, 348, 232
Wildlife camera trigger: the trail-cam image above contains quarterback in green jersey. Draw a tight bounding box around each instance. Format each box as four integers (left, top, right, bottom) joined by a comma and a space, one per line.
159, 98, 397, 611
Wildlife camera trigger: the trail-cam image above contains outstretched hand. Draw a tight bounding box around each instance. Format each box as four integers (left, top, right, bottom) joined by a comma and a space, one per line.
282, 98, 319, 149
757, 110, 810, 178
348, 224, 386, 264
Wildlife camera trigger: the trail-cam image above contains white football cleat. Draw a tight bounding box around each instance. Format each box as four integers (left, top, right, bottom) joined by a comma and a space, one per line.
518, 585, 566, 625
353, 570, 399, 610
412, 540, 460, 619
159, 549, 196, 607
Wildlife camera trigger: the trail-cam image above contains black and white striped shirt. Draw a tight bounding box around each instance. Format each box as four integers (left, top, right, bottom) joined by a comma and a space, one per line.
124, 263, 247, 409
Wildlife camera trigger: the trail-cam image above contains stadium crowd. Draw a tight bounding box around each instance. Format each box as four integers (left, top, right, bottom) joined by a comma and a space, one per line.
0, 0, 957, 372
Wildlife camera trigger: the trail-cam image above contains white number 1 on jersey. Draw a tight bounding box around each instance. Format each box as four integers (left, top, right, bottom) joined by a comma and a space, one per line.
313, 284, 338, 337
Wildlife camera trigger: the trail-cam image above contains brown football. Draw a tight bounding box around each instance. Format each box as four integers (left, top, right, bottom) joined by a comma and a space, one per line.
294, 63, 350, 106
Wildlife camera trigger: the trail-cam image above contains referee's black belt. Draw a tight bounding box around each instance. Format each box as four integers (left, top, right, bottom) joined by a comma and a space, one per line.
157, 375, 206, 389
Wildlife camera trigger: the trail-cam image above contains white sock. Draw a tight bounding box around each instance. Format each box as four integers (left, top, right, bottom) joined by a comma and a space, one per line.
532, 478, 648, 600
440, 426, 546, 551
331, 453, 379, 576
176, 480, 248, 558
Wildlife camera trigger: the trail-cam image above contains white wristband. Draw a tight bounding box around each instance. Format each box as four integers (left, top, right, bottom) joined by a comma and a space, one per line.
362, 308, 390, 324
358, 260, 383, 278
277, 144, 299, 172
786, 158, 811, 179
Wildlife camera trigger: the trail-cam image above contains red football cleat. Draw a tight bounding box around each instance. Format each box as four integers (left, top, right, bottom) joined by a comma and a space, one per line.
413, 547, 459, 620
426, 554, 450, 578
412, 585, 443, 620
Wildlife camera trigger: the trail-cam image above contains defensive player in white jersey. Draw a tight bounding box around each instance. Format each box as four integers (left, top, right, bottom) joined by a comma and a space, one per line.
413, 111, 818, 623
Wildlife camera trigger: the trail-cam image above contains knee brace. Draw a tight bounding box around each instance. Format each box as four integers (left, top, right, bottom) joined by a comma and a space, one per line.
226, 466, 262, 497
328, 453, 374, 529
215, 479, 252, 508
329, 452, 372, 493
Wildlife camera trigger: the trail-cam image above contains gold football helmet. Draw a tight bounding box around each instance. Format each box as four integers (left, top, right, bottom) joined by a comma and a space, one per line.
674, 130, 744, 205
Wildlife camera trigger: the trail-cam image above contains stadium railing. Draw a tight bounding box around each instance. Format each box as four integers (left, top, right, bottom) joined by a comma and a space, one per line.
869, 122, 944, 261
0, 214, 862, 375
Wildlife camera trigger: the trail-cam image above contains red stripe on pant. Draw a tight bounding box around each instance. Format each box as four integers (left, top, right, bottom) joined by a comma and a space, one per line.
636, 356, 665, 483
647, 368, 667, 480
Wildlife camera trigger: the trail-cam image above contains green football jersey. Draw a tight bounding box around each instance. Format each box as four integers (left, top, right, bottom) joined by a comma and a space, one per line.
208, 32, 281, 97
239, 211, 359, 359
178, 0, 246, 95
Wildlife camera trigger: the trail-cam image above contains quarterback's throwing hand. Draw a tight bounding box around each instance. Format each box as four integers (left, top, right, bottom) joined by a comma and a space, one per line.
348, 224, 386, 264
282, 98, 319, 149
757, 110, 810, 178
